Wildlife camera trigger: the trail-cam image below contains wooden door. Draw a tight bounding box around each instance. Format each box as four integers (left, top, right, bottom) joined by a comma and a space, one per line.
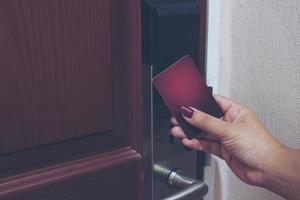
0, 0, 143, 199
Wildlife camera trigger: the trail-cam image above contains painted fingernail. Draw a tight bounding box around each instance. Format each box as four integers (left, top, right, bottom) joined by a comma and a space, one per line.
181, 106, 194, 118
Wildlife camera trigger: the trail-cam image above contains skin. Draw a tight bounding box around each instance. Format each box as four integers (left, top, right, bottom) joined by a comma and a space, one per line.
170, 95, 300, 200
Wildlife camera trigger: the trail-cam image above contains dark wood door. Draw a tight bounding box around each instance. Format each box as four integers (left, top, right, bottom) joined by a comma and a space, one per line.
0, 1, 143, 199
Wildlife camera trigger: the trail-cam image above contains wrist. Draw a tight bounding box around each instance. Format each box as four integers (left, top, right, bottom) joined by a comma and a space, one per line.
260, 144, 286, 184
261, 146, 300, 199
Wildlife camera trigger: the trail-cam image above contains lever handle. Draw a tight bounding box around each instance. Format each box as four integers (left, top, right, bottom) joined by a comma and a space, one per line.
154, 164, 208, 200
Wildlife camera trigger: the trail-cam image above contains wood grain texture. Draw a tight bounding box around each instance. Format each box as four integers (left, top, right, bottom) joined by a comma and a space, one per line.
0, 0, 113, 153
0, 147, 142, 200
110, 0, 143, 153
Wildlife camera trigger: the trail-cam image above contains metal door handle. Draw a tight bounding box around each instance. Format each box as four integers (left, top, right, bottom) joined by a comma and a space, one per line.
154, 164, 209, 200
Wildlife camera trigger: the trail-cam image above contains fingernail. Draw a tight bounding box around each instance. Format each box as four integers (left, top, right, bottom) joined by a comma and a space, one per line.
181, 106, 194, 118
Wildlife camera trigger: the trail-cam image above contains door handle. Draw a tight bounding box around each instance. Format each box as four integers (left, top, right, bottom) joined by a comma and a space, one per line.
154, 164, 208, 200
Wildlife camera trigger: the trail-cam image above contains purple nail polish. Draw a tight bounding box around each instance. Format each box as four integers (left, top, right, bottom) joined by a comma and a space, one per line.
181, 106, 194, 118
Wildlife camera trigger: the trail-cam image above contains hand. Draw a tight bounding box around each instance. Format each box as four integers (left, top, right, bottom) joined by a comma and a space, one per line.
170, 95, 300, 199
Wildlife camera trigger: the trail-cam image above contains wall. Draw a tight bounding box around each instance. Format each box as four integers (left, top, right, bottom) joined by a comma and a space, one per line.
205, 0, 300, 200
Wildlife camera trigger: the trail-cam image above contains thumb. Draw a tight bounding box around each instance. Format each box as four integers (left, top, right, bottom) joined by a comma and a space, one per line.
181, 106, 229, 138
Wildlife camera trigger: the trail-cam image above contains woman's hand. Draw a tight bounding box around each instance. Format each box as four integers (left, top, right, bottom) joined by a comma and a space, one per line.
170, 95, 300, 199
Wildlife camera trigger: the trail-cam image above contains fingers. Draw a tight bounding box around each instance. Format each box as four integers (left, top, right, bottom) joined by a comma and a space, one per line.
170, 125, 218, 141
182, 138, 222, 158
169, 117, 179, 126
169, 119, 224, 159
181, 106, 229, 139
170, 126, 187, 139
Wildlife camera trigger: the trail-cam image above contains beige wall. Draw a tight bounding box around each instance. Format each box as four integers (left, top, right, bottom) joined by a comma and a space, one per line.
205, 1, 300, 199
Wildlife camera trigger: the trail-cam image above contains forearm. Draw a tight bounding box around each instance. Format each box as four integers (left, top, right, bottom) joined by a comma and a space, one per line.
262, 147, 300, 200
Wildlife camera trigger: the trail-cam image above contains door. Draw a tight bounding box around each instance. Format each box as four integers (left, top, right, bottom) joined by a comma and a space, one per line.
0, 1, 143, 199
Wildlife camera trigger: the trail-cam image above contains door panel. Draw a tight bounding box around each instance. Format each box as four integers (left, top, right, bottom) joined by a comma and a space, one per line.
0, 0, 112, 153
0, 0, 143, 199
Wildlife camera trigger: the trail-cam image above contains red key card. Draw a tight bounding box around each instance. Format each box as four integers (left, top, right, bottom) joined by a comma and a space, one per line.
153, 55, 223, 139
